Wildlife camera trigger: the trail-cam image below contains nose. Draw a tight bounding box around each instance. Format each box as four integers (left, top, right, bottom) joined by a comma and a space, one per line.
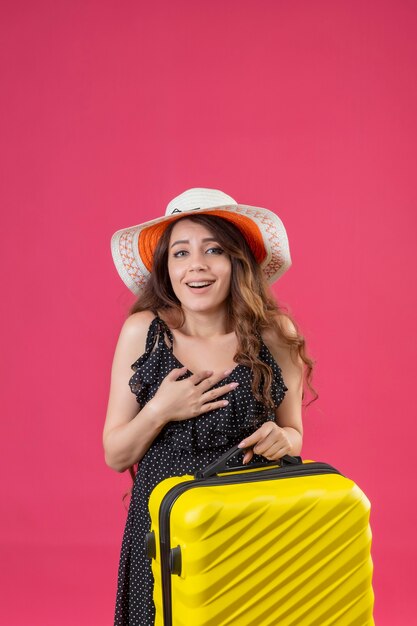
189, 260, 208, 272
188, 252, 209, 271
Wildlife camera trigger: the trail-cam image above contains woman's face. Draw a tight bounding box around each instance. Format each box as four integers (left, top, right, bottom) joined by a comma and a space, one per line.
167, 218, 232, 315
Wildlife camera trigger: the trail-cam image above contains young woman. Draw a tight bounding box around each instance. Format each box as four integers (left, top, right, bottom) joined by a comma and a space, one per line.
103, 188, 316, 626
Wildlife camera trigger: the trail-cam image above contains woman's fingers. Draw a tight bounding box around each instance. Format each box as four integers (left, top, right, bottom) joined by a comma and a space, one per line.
238, 423, 277, 451
193, 369, 234, 390
189, 370, 214, 385
254, 434, 290, 459
166, 366, 189, 380
257, 440, 284, 459
242, 448, 254, 465
198, 397, 231, 413
201, 381, 239, 403
252, 427, 280, 454
189, 369, 239, 406
158, 367, 239, 422
238, 423, 291, 460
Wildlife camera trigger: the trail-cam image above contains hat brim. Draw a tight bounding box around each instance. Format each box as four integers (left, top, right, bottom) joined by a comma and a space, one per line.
111, 204, 291, 295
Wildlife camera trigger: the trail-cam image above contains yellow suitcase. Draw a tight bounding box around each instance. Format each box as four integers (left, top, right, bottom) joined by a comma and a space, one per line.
146, 446, 374, 625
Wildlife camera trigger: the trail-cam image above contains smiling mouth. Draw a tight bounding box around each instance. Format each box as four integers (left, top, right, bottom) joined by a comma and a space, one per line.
186, 281, 215, 289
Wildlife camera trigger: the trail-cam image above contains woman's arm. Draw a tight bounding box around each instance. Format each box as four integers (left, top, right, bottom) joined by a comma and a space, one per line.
103, 310, 167, 472
239, 314, 304, 463
270, 314, 304, 453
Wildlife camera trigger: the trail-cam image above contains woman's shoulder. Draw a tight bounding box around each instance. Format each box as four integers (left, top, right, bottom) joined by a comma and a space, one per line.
117, 310, 157, 359
121, 309, 157, 335
261, 313, 303, 371
261, 313, 297, 348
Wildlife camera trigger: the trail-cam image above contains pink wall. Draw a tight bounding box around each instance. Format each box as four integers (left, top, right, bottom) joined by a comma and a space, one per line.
1, 1, 416, 624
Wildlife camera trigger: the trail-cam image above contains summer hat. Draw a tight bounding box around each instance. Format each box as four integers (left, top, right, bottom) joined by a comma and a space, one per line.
111, 188, 291, 295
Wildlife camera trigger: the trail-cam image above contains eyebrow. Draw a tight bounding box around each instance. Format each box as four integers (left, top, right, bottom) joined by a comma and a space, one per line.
170, 237, 220, 248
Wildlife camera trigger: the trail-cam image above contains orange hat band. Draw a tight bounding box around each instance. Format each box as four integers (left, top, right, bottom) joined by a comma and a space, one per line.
138, 210, 267, 273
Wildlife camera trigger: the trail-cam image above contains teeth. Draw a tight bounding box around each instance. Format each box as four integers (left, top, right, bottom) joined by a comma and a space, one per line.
187, 281, 213, 287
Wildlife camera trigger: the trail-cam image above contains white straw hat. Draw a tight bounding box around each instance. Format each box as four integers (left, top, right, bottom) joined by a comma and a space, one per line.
111, 188, 291, 295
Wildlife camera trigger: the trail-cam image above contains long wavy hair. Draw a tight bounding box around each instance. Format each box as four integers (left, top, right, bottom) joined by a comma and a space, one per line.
123, 214, 317, 501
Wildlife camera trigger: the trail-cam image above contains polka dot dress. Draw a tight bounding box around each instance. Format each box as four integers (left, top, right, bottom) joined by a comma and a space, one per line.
113, 316, 288, 626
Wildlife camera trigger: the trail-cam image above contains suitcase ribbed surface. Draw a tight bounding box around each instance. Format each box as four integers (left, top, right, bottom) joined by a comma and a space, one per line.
150, 469, 374, 625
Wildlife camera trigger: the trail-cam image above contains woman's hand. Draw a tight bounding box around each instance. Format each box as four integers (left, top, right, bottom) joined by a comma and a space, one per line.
147, 367, 239, 424
238, 422, 293, 464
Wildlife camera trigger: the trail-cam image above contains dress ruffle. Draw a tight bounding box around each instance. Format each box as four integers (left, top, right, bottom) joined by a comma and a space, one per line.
128, 318, 288, 453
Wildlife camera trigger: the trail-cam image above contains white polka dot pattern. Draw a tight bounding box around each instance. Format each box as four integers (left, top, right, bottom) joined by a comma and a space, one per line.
113, 317, 288, 625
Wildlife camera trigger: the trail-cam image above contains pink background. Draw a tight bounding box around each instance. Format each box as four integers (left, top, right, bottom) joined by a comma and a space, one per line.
1, 1, 416, 624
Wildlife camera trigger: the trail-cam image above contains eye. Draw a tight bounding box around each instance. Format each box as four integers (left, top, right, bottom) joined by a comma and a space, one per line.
172, 249, 189, 258
206, 247, 224, 255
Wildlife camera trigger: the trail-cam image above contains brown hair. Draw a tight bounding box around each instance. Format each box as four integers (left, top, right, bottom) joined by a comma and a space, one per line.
122, 214, 317, 503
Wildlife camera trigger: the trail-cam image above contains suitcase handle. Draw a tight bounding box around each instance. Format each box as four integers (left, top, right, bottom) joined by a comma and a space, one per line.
195, 444, 302, 479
